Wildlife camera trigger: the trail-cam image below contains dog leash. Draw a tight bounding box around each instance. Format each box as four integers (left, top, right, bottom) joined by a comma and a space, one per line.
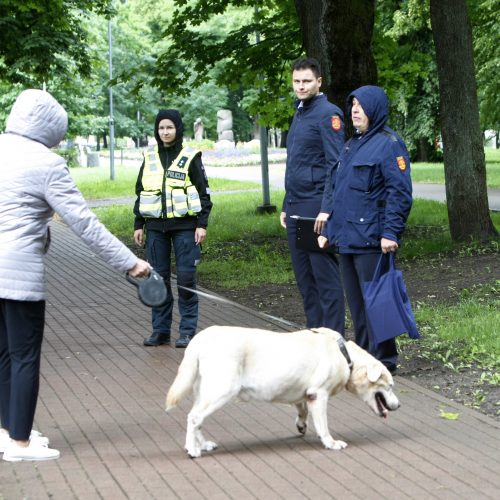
174, 281, 301, 329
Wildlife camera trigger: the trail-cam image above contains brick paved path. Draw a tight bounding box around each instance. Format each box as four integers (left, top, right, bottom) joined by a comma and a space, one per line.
1, 221, 499, 499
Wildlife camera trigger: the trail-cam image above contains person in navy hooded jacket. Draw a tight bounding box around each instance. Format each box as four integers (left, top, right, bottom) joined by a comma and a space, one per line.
319, 85, 412, 373
280, 57, 345, 332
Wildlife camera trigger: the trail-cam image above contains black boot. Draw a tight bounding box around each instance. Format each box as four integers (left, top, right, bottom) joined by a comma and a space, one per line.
143, 332, 170, 346
175, 334, 194, 348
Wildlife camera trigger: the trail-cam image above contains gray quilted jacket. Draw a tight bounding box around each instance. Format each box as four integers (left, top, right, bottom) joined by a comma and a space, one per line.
0, 89, 137, 301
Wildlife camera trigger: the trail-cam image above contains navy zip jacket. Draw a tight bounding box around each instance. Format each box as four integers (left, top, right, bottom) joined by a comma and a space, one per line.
283, 93, 344, 216
326, 86, 412, 253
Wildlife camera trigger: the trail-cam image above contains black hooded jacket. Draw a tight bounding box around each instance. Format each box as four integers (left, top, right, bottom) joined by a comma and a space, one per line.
133, 109, 212, 232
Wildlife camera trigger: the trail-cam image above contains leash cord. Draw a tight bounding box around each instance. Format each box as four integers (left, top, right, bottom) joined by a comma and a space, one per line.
175, 281, 300, 330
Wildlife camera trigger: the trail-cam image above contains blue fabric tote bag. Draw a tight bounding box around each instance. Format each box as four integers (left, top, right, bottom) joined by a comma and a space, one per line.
362, 252, 419, 345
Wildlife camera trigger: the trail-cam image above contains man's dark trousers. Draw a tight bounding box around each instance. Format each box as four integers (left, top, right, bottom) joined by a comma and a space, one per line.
286, 214, 344, 332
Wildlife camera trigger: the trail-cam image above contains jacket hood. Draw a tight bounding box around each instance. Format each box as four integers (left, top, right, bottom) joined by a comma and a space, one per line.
347, 85, 388, 134
5, 89, 68, 148
154, 109, 184, 149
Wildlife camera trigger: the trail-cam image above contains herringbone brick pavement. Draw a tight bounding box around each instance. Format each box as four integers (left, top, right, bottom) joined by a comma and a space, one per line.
1, 221, 499, 499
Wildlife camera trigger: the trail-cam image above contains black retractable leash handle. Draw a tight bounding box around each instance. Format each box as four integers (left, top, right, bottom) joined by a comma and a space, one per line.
126, 269, 168, 307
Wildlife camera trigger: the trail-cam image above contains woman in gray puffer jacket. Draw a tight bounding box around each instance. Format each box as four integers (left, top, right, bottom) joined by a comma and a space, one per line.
0, 89, 150, 462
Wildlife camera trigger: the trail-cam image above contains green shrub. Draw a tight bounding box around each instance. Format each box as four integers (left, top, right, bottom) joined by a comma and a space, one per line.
55, 147, 79, 168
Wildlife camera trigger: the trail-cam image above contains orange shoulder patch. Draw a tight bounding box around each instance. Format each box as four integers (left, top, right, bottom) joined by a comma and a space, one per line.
331, 115, 341, 131
397, 156, 407, 171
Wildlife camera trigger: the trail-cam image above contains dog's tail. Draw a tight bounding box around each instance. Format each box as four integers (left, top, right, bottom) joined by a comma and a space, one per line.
166, 345, 199, 411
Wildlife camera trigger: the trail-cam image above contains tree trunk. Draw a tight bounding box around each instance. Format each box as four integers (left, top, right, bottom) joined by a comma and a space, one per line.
294, 0, 377, 137
280, 129, 288, 149
415, 138, 430, 162
414, 137, 442, 163
430, 0, 497, 241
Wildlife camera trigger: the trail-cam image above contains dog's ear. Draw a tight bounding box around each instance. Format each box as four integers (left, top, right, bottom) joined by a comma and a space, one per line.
367, 363, 383, 383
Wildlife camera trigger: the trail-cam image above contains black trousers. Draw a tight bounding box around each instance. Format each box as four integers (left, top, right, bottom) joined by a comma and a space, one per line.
339, 253, 398, 370
0, 299, 45, 441
286, 214, 345, 333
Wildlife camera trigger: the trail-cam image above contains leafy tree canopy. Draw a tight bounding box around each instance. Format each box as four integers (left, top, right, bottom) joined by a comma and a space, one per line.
374, 0, 498, 159
469, 0, 500, 131
374, 0, 441, 160
0, 0, 112, 85
143, 0, 301, 129
2, 0, 496, 149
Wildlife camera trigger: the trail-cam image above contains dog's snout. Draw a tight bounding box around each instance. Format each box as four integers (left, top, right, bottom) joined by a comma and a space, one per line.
389, 396, 400, 411
376, 391, 400, 415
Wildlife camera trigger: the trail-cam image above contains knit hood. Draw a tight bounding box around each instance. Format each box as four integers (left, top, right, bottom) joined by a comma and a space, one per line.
154, 109, 184, 150
347, 85, 389, 137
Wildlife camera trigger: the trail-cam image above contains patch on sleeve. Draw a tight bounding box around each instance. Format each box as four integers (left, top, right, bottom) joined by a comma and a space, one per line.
331, 115, 341, 131
396, 156, 407, 171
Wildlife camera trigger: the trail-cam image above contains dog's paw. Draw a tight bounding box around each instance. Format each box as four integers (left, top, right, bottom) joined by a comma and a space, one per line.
186, 449, 201, 459
323, 438, 348, 450
296, 421, 307, 435
185, 445, 202, 459
202, 440, 218, 452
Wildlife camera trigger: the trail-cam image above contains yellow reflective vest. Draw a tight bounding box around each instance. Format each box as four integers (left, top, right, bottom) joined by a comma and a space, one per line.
139, 146, 202, 219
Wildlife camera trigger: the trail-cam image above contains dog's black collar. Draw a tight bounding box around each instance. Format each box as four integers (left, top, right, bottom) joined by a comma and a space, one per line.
337, 337, 353, 372
309, 329, 353, 372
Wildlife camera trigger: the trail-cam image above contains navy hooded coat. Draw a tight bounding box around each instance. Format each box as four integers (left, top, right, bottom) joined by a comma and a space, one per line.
326, 86, 413, 253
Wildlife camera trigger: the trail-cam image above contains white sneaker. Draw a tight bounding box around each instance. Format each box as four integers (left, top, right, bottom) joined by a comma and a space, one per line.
30, 431, 50, 446
3, 441, 60, 462
0, 430, 49, 453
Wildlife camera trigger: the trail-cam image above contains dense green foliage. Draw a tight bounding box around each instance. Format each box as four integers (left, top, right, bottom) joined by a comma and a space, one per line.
148, 1, 300, 129
0, 0, 497, 154
469, 0, 500, 133
0, 0, 111, 84
132, 0, 498, 160
374, 0, 442, 160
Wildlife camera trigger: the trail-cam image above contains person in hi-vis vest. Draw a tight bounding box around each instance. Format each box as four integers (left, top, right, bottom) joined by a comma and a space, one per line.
133, 109, 212, 348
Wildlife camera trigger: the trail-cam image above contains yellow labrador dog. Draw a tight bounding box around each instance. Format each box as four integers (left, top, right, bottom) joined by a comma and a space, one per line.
166, 326, 399, 458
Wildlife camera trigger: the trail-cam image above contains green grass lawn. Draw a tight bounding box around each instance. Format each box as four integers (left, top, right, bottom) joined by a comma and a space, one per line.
70, 165, 260, 199
411, 148, 500, 187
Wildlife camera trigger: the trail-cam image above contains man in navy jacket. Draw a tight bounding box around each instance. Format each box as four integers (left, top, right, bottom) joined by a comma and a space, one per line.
280, 58, 345, 332
320, 85, 413, 372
